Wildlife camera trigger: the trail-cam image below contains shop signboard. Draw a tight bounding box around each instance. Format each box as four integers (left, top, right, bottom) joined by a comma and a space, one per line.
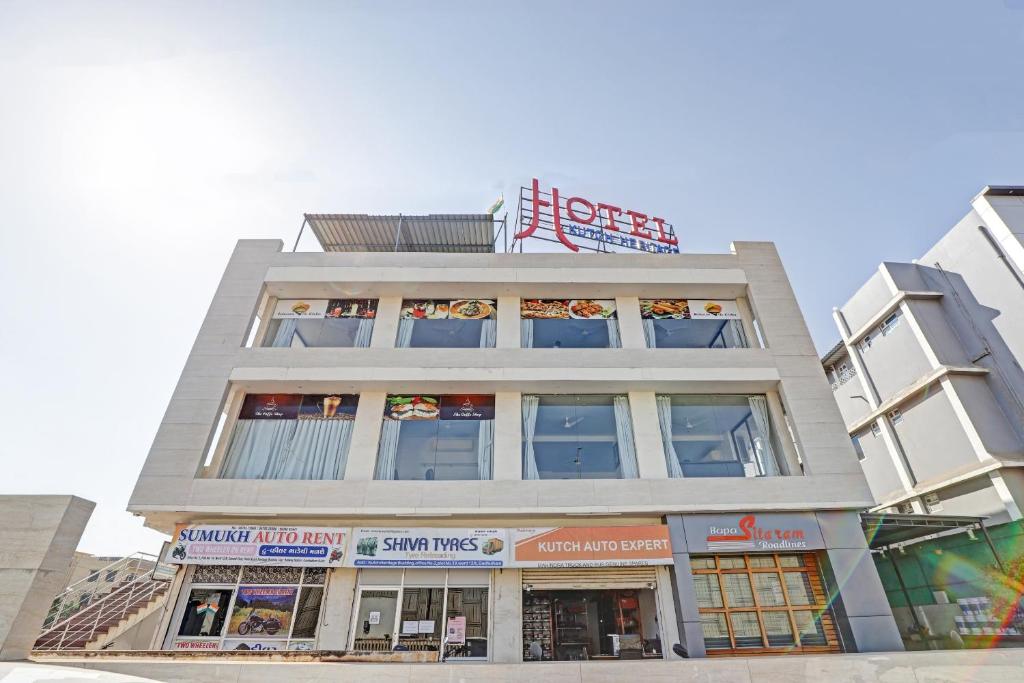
515, 177, 679, 254
347, 528, 508, 567
170, 524, 347, 567
273, 298, 376, 319
683, 513, 825, 553
240, 393, 358, 420
173, 639, 220, 651
639, 299, 740, 320
512, 526, 673, 567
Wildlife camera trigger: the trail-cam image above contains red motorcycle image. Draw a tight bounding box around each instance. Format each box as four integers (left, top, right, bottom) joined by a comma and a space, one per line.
236, 610, 282, 636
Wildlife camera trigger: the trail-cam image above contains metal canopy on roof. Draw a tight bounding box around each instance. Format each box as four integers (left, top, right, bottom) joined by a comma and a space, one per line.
305, 213, 497, 253
861, 512, 985, 550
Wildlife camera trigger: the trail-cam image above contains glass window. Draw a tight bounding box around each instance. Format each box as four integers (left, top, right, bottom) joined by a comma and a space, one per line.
265, 299, 376, 348
783, 572, 814, 605
640, 299, 747, 349
793, 611, 828, 646
445, 587, 489, 659
523, 395, 634, 480
177, 588, 233, 638
753, 573, 786, 607
659, 395, 780, 478
690, 557, 716, 570
353, 590, 399, 650
690, 553, 837, 653
700, 613, 731, 649
521, 300, 620, 349
762, 611, 795, 646
729, 613, 763, 647
398, 300, 496, 348
722, 575, 755, 608
377, 395, 494, 481
219, 394, 358, 481
693, 575, 724, 608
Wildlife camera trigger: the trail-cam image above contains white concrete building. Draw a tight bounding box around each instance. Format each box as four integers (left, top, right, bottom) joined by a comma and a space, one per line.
823, 186, 1024, 521
129, 208, 901, 663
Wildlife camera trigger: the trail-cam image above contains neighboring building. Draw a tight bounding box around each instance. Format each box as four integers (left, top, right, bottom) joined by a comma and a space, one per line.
129, 199, 902, 662
824, 186, 1024, 520
823, 186, 1024, 645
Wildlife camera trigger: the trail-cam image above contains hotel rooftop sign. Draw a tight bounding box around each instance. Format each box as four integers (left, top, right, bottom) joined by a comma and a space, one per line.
514, 178, 679, 254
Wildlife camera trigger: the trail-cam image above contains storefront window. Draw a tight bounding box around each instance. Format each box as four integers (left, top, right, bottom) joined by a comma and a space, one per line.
265, 299, 376, 348
351, 569, 489, 659
521, 300, 620, 348
376, 395, 494, 480
689, 553, 839, 654
640, 299, 747, 349
656, 395, 781, 478
522, 395, 639, 480
397, 300, 496, 348
219, 394, 358, 480
171, 565, 326, 651
522, 588, 661, 661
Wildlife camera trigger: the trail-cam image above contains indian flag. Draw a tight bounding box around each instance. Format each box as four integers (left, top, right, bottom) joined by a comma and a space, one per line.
487, 194, 504, 215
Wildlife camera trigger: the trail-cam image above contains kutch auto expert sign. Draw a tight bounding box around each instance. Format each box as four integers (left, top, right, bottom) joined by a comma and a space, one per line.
170, 525, 347, 567
512, 526, 673, 568
347, 528, 508, 567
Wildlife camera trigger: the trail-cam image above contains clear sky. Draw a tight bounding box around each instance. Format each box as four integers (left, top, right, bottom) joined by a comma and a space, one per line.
2, 1, 1023, 556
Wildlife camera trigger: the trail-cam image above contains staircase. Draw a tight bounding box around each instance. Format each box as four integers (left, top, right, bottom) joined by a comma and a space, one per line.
34, 552, 169, 651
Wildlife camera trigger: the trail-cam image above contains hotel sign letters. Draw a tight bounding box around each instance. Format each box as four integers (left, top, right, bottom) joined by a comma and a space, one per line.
515, 178, 679, 254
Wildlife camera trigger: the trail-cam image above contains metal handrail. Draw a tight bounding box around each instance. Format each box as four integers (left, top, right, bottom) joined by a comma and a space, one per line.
40, 552, 158, 634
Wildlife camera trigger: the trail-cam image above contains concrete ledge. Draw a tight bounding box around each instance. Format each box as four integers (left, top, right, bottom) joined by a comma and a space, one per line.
34, 649, 1024, 683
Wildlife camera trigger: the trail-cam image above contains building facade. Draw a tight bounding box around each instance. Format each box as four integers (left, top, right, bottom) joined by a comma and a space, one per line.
130, 214, 902, 661
823, 186, 1024, 521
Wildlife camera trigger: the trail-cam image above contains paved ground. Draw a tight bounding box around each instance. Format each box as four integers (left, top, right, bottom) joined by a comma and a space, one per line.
27, 649, 1024, 682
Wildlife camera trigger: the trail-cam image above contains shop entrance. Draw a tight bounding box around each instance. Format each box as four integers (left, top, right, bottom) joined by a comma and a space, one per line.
522, 588, 662, 661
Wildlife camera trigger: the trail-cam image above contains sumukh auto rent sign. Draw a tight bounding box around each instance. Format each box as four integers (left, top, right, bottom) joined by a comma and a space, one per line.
170, 525, 347, 567
514, 178, 679, 254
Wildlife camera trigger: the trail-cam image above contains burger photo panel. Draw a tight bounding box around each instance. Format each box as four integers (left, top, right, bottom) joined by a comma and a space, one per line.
384, 395, 495, 421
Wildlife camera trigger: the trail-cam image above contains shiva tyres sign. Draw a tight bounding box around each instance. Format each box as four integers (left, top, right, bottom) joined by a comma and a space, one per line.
347, 528, 508, 567
682, 513, 825, 553
170, 524, 347, 567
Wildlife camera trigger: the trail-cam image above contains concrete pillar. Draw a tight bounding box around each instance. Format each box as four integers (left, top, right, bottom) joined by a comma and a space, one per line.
318, 568, 358, 649
342, 392, 388, 480
370, 296, 403, 348
496, 296, 520, 348
665, 515, 706, 658
816, 511, 904, 653
0, 495, 95, 661
493, 391, 523, 480
628, 391, 669, 479
490, 568, 522, 662
615, 296, 645, 349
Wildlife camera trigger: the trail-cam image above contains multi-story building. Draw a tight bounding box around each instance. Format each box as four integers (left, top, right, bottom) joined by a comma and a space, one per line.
823, 186, 1024, 521
130, 201, 902, 662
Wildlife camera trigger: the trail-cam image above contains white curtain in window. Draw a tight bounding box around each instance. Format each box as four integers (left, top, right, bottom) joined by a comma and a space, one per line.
220, 420, 298, 478
748, 396, 780, 476
521, 395, 540, 479
607, 319, 621, 348
520, 319, 533, 348
642, 319, 657, 348
396, 319, 415, 348
355, 319, 374, 348
273, 419, 354, 480
612, 396, 639, 478
722, 320, 747, 348
479, 319, 497, 348
271, 319, 298, 348
657, 396, 684, 478
376, 419, 402, 480
477, 420, 494, 480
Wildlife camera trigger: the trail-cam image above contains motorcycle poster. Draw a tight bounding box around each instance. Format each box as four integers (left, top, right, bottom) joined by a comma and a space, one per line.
228, 586, 298, 638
